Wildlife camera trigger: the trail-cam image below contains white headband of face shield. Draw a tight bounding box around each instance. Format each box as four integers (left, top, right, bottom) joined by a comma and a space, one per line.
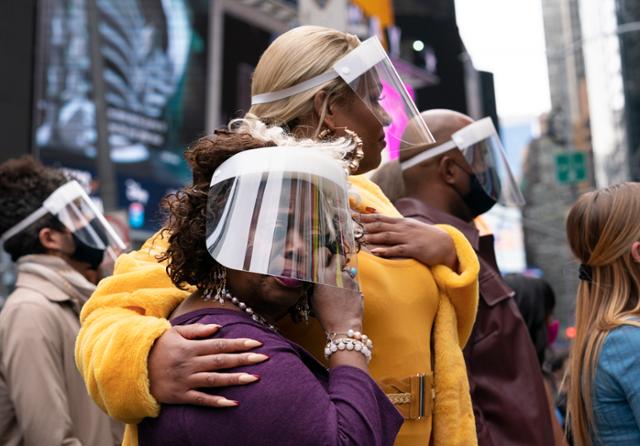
0, 180, 126, 250
210, 146, 349, 188
399, 140, 457, 170
250, 37, 385, 105
399, 117, 499, 170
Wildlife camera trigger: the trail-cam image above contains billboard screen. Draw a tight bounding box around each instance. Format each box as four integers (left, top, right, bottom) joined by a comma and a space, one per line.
32, 0, 209, 233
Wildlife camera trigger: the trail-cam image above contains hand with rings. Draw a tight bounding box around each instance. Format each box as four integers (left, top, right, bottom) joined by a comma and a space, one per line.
357, 213, 458, 269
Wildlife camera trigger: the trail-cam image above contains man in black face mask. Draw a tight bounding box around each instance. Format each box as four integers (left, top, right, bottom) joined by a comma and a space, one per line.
371, 110, 556, 446
0, 157, 123, 445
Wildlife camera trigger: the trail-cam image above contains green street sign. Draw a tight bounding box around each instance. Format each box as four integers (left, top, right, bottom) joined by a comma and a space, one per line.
555, 151, 587, 184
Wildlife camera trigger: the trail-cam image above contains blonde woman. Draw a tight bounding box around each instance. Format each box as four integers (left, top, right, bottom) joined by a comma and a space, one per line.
76, 26, 480, 446
566, 182, 640, 445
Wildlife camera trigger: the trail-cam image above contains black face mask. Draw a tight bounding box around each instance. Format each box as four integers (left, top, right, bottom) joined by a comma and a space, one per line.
462, 173, 498, 218
71, 219, 107, 270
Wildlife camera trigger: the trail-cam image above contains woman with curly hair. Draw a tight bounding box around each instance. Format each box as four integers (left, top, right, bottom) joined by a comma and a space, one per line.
566, 182, 640, 445
136, 130, 402, 445
77, 26, 480, 446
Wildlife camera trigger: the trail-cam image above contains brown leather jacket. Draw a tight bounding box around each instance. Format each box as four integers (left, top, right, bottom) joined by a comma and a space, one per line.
395, 198, 554, 446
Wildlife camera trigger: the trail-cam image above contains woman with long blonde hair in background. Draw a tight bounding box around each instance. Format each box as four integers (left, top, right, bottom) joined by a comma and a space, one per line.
566, 182, 640, 445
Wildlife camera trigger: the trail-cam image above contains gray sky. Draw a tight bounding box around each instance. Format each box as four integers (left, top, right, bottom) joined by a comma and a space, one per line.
454, 0, 551, 120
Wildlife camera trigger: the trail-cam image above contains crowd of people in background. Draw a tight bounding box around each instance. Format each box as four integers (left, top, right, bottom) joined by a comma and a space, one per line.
0, 24, 638, 446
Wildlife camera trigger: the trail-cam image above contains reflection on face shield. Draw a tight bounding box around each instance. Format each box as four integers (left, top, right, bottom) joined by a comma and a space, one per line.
474, 166, 502, 202
206, 146, 358, 289
355, 74, 392, 127
69, 218, 108, 270
463, 142, 502, 203
268, 202, 345, 279
75, 217, 109, 249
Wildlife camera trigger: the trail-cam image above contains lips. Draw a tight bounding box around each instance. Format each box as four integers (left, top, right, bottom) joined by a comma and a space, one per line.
274, 275, 306, 288
378, 135, 387, 150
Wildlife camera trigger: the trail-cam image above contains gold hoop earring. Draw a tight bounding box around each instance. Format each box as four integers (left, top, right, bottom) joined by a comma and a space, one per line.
343, 128, 364, 175
318, 128, 334, 140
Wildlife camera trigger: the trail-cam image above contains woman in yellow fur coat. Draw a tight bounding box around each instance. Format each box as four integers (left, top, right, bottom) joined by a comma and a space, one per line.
76, 26, 480, 446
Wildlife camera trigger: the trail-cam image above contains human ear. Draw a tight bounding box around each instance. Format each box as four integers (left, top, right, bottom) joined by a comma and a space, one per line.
439, 155, 460, 186
313, 90, 340, 131
631, 241, 640, 264
38, 227, 66, 252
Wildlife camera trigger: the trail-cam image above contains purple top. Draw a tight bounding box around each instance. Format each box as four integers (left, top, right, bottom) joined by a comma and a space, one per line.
138, 308, 402, 446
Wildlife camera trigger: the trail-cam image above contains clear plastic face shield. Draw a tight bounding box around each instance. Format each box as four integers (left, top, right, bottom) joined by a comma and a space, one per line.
251, 36, 434, 151
400, 117, 525, 207
206, 147, 358, 289
0, 180, 127, 266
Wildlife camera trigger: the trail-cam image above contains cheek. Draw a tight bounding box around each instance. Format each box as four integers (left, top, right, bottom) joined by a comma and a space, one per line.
227, 270, 258, 296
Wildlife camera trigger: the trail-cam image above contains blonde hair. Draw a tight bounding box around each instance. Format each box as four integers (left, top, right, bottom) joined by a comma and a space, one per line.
566, 182, 640, 445
248, 25, 360, 136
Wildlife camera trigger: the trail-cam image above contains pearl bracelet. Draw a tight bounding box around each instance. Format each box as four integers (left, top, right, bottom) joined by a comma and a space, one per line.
324, 329, 374, 363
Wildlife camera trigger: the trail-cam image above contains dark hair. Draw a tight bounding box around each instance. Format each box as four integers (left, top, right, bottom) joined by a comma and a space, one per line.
504, 273, 556, 366
158, 130, 276, 292
0, 156, 68, 261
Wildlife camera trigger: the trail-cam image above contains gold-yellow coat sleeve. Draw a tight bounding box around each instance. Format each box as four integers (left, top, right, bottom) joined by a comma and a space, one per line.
75, 231, 191, 424
430, 224, 480, 347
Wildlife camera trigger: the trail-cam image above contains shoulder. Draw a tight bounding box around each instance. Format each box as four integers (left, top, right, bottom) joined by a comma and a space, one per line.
602, 324, 640, 357
155, 314, 332, 444
349, 175, 401, 217
0, 290, 66, 351
394, 197, 435, 223
0, 289, 60, 324
595, 324, 640, 400
175, 309, 301, 357
598, 324, 640, 377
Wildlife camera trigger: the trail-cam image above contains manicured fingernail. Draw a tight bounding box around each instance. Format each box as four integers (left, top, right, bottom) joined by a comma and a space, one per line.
244, 339, 262, 348
247, 353, 269, 363
365, 207, 377, 213
239, 374, 260, 383
218, 398, 239, 407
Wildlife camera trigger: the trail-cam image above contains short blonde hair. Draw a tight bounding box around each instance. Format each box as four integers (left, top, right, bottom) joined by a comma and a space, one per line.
248, 26, 360, 136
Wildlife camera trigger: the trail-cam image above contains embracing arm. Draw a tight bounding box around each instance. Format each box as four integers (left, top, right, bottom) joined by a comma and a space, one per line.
76, 233, 265, 424
75, 232, 189, 423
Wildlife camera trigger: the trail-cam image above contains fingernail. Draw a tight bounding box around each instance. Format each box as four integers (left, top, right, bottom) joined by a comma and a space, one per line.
247, 353, 269, 363
238, 374, 260, 384
370, 249, 381, 256
209, 324, 221, 329
244, 339, 262, 348
218, 398, 239, 407
365, 207, 377, 213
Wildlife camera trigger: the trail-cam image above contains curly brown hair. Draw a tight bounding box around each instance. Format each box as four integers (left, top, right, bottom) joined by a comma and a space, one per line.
0, 156, 68, 261
158, 130, 275, 292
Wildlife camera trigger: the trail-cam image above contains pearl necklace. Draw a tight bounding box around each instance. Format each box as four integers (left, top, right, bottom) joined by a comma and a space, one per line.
203, 287, 277, 332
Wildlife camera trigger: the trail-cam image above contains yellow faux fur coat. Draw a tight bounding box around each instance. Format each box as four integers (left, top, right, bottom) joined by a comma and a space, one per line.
76, 175, 479, 446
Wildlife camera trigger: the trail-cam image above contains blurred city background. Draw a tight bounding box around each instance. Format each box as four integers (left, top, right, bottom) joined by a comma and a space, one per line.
1, 0, 639, 344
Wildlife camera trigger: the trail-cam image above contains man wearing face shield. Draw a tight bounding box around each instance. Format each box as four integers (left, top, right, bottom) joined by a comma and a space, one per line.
372, 110, 556, 446
0, 157, 124, 446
